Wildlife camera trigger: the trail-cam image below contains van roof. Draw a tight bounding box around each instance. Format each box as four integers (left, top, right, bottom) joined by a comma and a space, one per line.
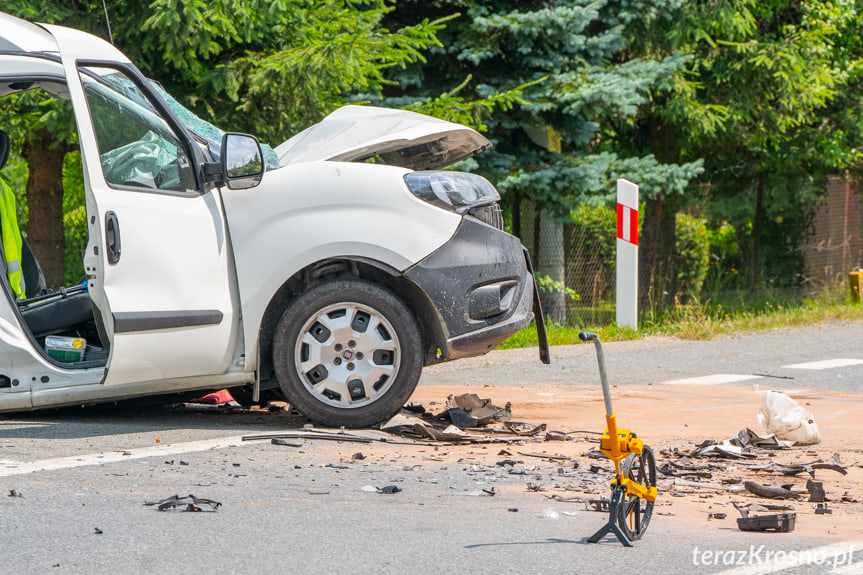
0, 13, 58, 53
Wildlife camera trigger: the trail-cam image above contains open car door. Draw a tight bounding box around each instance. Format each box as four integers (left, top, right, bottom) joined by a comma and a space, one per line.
51, 26, 238, 385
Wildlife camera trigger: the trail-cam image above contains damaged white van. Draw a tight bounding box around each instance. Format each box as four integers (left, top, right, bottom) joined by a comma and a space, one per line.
0, 12, 547, 427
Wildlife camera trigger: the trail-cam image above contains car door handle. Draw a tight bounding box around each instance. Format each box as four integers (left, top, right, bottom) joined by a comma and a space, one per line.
105, 211, 121, 264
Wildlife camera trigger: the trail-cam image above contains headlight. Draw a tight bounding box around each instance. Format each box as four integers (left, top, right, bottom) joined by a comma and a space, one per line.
404, 171, 500, 214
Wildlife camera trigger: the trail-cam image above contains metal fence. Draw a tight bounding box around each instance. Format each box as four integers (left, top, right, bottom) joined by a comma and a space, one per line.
519, 175, 863, 327
802, 175, 863, 290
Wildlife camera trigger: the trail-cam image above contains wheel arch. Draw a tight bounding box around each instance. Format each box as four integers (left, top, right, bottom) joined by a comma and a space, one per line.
256, 257, 447, 386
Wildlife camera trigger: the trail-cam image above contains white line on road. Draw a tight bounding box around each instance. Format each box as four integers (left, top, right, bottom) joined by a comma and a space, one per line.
832, 560, 863, 574
781, 359, 863, 370
706, 542, 862, 575
0, 435, 255, 477
659, 374, 762, 385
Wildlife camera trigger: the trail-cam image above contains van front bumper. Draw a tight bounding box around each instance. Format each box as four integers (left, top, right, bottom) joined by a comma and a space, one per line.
405, 216, 549, 363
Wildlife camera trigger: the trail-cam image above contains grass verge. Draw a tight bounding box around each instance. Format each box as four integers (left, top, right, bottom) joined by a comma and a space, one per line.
499, 299, 863, 349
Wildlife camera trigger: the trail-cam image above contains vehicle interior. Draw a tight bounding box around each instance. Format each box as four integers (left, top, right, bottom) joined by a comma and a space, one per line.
1, 79, 108, 369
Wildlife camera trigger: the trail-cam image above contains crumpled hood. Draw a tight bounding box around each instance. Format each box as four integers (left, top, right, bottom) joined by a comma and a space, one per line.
275, 105, 492, 170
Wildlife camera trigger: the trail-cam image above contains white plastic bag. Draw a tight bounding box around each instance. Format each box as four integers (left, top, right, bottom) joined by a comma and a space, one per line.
757, 391, 821, 445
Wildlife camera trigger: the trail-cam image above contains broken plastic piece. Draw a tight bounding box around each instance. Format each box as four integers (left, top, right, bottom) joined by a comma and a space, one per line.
737, 513, 796, 532
377, 485, 401, 494
806, 479, 826, 502
744, 481, 800, 500
586, 498, 610, 512
728, 428, 793, 449
144, 494, 222, 512
813, 503, 832, 515
446, 393, 512, 426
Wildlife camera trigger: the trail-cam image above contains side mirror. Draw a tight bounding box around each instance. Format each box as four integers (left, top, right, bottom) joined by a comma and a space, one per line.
220, 133, 264, 190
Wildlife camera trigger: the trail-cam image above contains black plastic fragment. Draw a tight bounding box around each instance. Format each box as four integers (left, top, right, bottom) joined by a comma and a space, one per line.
144, 494, 222, 512
736, 513, 796, 532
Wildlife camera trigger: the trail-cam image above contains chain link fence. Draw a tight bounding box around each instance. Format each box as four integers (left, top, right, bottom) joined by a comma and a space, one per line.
802, 175, 863, 291
518, 175, 863, 327
520, 200, 619, 327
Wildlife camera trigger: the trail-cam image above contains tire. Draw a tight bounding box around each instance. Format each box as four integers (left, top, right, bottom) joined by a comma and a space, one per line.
272, 279, 423, 428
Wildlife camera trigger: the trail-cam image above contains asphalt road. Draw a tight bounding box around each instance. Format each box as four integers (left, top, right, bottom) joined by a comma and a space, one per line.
1, 321, 862, 574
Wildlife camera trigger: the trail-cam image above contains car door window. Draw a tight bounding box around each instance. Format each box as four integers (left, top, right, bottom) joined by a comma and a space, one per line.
79, 66, 196, 193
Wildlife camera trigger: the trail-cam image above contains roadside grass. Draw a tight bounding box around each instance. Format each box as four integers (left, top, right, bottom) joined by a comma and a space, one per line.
499, 295, 863, 349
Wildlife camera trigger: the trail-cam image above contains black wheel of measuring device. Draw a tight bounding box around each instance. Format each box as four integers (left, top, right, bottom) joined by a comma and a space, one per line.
616, 445, 656, 540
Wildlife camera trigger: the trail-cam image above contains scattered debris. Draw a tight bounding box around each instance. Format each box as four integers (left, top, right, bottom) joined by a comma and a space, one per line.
8, 489, 22, 498
585, 498, 610, 512
674, 478, 725, 491
508, 508, 519, 512
445, 393, 512, 426
352, 452, 366, 460
744, 481, 801, 499
271, 438, 303, 447
517, 452, 570, 461
93, 527, 103, 535
542, 508, 560, 520
708, 513, 727, 520
145, 494, 222, 512
503, 422, 546, 436
729, 428, 793, 450
376, 485, 401, 494
813, 503, 832, 515
244, 431, 375, 444
806, 479, 826, 502
692, 440, 757, 459
734, 502, 796, 532
737, 513, 796, 533
526, 482, 544, 492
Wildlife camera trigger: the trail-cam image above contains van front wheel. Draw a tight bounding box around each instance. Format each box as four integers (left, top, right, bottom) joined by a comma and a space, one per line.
272, 279, 422, 428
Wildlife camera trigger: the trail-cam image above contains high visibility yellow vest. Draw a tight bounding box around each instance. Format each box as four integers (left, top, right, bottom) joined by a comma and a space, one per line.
0, 177, 24, 299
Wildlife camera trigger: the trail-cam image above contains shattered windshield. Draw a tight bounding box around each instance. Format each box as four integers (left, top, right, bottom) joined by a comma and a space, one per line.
149, 82, 280, 171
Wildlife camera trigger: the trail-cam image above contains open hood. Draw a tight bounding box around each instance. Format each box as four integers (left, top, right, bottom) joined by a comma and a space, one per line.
275, 105, 492, 170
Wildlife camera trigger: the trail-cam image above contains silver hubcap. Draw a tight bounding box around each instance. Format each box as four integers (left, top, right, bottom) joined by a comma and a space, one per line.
294, 301, 401, 409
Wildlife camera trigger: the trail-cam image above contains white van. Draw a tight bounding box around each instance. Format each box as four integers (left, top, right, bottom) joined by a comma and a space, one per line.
0, 12, 548, 427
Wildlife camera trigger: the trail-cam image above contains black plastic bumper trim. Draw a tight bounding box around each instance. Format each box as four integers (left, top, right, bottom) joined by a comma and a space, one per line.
406, 217, 541, 362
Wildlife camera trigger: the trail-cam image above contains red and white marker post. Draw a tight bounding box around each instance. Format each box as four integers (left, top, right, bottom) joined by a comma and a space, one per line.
616, 179, 638, 329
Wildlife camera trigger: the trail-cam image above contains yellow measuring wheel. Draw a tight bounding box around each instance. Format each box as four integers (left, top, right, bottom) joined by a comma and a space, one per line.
580, 331, 658, 546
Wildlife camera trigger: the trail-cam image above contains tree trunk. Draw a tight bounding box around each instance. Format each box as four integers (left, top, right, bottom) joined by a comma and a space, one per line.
22, 129, 68, 290
751, 176, 764, 290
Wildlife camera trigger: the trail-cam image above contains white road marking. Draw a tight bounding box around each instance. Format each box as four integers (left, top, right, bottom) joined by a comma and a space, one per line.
659, 374, 762, 385
706, 542, 862, 575
0, 435, 254, 477
782, 359, 863, 370
832, 560, 863, 574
